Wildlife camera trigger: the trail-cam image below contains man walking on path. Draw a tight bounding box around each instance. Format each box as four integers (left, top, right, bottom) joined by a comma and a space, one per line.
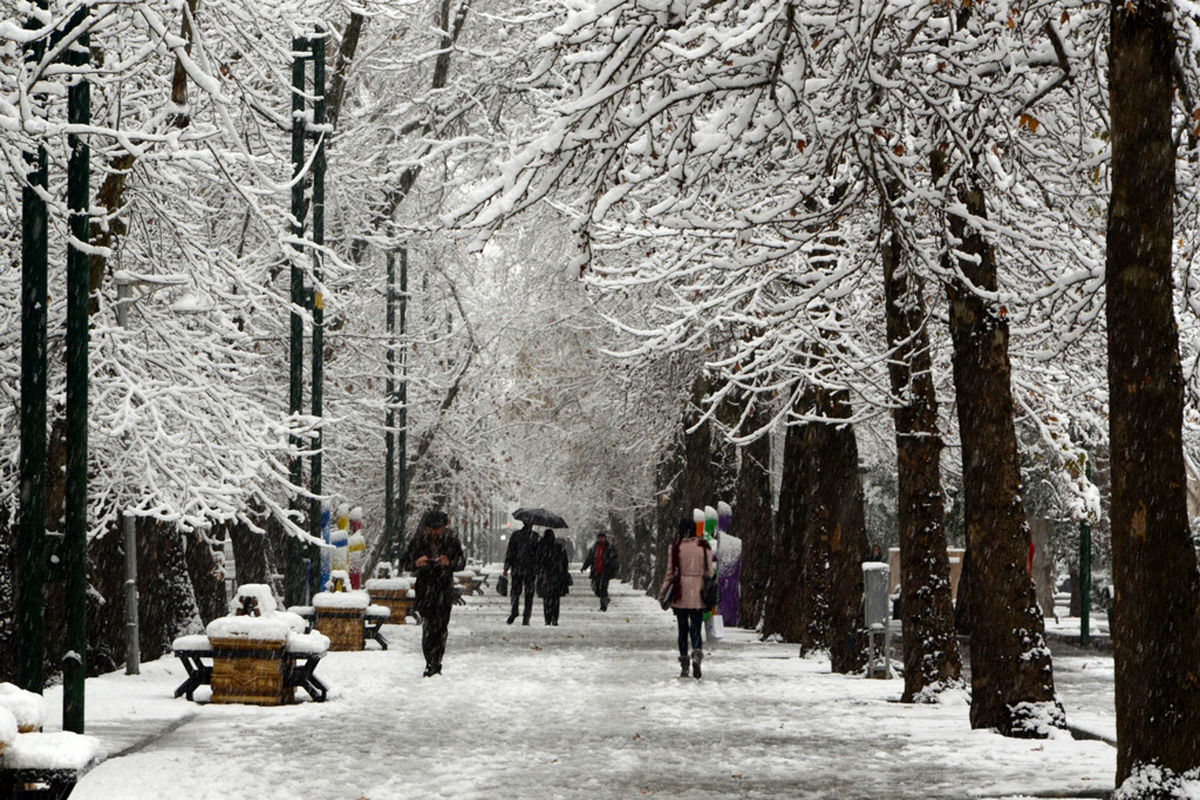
400, 510, 466, 676
504, 520, 538, 625
582, 532, 619, 611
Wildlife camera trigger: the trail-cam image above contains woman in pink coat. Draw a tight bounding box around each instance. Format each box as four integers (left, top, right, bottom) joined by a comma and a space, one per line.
661, 518, 714, 678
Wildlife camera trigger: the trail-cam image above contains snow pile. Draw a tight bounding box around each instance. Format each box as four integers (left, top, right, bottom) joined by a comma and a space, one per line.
230, 584, 278, 615
365, 577, 412, 591
0, 682, 47, 730
2, 731, 103, 770
1114, 762, 1200, 799
454, 571, 475, 580
206, 615, 291, 642
862, 562, 889, 573
206, 584, 305, 642
1008, 699, 1068, 738
0, 706, 16, 749
366, 605, 390, 618
312, 590, 370, 610
285, 631, 330, 655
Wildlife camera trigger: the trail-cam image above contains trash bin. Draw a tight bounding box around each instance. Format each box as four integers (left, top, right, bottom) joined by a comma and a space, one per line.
862, 563, 892, 679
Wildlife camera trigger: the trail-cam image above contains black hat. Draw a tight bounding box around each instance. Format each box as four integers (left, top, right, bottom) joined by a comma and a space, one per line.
422, 510, 449, 528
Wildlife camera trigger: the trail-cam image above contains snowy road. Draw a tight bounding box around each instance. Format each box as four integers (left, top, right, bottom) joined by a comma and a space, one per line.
65, 579, 1116, 799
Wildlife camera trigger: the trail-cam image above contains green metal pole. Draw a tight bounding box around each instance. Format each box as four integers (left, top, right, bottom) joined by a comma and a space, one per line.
397, 247, 409, 550
286, 38, 307, 607
63, 10, 90, 733
18, 1, 49, 695
385, 249, 396, 548
1079, 457, 1093, 647
309, 30, 326, 593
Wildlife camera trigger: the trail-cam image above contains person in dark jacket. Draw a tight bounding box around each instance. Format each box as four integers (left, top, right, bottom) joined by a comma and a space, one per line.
535, 529, 570, 625
503, 520, 538, 625
581, 532, 619, 611
400, 510, 466, 676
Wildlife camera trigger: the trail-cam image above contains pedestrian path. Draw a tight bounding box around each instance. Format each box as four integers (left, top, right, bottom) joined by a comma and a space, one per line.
61, 579, 1116, 799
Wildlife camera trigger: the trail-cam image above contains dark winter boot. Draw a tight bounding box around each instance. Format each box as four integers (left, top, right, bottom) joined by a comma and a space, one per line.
679, 656, 690, 678
691, 649, 703, 679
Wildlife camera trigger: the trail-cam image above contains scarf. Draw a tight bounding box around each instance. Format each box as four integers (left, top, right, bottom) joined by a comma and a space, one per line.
594, 542, 607, 574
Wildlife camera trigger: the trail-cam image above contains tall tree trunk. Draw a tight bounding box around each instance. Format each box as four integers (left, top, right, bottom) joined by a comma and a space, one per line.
631, 513, 653, 591
937, 157, 1061, 736
608, 511, 633, 583
881, 197, 962, 701
734, 400, 774, 630
652, 436, 684, 590
682, 373, 717, 511
800, 386, 869, 674
762, 406, 808, 642
1107, 0, 1200, 784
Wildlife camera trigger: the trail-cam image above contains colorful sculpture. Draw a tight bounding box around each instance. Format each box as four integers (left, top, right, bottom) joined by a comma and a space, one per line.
716, 500, 742, 628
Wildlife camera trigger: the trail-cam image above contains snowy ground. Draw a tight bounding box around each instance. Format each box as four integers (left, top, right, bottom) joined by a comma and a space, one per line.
43, 575, 1118, 799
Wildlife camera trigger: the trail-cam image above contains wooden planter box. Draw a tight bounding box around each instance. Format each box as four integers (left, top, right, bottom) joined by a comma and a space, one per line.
315, 607, 365, 651
367, 589, 411, 625
208, 637, 292, 706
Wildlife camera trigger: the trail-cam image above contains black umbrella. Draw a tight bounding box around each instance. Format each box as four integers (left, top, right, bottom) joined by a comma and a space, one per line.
512, 507, 569, 528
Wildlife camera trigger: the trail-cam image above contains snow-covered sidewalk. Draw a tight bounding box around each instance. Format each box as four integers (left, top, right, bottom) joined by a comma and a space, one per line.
52, 579, 1116, 799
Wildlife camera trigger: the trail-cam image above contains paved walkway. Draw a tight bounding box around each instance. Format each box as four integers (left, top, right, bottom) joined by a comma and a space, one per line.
57, 578, 1116, 799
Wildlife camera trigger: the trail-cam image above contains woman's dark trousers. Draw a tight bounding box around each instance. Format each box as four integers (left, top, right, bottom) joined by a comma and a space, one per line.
673, 608, 703, 656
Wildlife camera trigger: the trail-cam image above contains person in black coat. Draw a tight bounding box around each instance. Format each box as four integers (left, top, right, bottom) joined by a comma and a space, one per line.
582, 532, 619, 611
535, 529, 570, 625
503, 521, 538, 625
400, 510, 466, 676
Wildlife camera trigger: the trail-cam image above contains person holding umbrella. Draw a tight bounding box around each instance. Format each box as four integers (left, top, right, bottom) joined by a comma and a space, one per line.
582, 531, 619, 611
400, 510, 466, 677
504, 520, 538, 625
505, 508, 569, 625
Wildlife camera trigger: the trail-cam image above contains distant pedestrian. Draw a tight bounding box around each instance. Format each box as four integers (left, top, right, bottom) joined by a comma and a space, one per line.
503, 520, 538, 625
582, 532, 619, 611
868, 545, 886, 563
661, 517, 713, 679
400, 510, 466, 677
535, 529, 570, 625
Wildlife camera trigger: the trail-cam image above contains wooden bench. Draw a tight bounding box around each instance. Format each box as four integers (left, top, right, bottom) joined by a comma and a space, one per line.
172, 644, 328, 703
288, 607, 389, 651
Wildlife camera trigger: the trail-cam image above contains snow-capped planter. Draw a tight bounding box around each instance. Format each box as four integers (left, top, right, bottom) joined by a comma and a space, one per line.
365, 578, 414, 624
205, 615, 293, 643
203, 584, 298, 705
313, 590, 371, 651
0, 682, 47, 733
364, 577, 412, 592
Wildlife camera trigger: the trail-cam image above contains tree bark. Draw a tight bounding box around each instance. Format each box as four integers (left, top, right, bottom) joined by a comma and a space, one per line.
682, 373, 717, 511
733, 400, 774, 630
938, 159, 1061, 736
881, 198, 962, 701
762, 399, 810, 642
801, 387, 869, 674
1107, 0, 1200, 784
652, 435, 685, 590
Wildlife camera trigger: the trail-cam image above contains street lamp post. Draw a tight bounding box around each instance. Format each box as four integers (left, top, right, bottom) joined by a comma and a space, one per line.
113, 271, 189, 677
